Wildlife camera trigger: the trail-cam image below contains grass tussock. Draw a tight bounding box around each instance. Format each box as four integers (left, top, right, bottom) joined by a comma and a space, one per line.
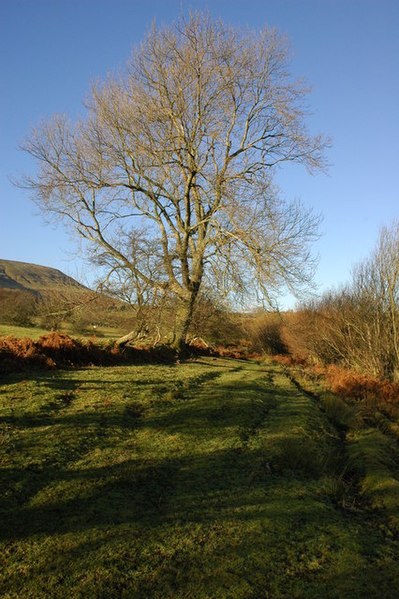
346, 429, 399, 527
273, 434, 327, 477
321, 394, 363, 430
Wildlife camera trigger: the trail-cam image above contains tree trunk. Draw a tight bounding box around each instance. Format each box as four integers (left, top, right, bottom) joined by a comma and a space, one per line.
115, 330, 140, 348
172, 291, 199, 352
114, 326, 148, 348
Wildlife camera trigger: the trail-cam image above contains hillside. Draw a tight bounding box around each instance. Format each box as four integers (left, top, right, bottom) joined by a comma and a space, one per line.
0, 259, 85, 294
0, 260, 128, 335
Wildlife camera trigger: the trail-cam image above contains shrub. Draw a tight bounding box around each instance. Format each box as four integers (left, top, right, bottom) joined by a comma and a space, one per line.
244, 312, 289, 355
0, 336, 52, 371
272, 354, 297, 367
70, 317, 92, 335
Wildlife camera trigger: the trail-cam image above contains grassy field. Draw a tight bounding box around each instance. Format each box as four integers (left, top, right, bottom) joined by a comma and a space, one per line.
0, 323, 122, 341
0, 323, 51, 339
1, 357, 399, 598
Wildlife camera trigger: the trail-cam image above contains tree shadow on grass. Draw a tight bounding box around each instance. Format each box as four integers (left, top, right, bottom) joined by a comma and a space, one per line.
0, 371, 310, 540
0, 446, 323, 540
2, 366, 399, 597
2, 446, 398, 599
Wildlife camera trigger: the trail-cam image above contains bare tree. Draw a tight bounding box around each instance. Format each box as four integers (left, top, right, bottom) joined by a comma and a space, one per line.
350, 223, 399, 379
20, 13, 327, 350
289, 222, 399, 380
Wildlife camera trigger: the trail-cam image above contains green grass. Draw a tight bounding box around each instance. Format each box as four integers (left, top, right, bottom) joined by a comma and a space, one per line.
1, 358, 399, 598
0, 323, 50, 339
0, 323, 122, 341
286, 363, 399, 518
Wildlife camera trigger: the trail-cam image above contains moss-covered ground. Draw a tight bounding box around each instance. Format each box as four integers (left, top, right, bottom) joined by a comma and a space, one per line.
1, 358, 399, 598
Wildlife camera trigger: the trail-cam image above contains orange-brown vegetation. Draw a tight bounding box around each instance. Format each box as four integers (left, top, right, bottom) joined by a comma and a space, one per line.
0, 332, 177, 374
272, 353, 306, 367
0, 329, 267, 374
212, 345, 262, 361
273, 350, 399, 419
322, 365, 399, 411
187, 337, 263, 360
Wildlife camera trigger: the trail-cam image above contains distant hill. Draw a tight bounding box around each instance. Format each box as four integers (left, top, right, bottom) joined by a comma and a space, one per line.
0, 259, 86, 295
0, 260, 126, 330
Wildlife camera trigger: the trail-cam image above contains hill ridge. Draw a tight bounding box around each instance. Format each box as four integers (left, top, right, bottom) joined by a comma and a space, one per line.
0, 259, 85, 293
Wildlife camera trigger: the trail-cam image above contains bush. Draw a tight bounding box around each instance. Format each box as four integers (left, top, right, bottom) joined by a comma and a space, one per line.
70, 317, 92, 335
0, 336, 54, 371
272, 354, 306, 367
244, 312, 289, 355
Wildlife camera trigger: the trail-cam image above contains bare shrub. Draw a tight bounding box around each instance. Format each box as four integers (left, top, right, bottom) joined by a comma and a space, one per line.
244, 311, 288, 355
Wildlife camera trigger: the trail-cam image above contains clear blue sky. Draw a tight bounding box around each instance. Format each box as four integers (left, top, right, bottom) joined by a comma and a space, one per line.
1, 0, 399, 306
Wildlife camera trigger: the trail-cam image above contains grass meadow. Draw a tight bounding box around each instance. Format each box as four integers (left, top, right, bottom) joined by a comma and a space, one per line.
0, 324, 122, 341
1, 357, 399, 597
0, 324, 51, 340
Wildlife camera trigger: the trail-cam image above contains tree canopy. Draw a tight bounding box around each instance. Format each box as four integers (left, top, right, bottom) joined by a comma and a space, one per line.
21, 13, 328, 348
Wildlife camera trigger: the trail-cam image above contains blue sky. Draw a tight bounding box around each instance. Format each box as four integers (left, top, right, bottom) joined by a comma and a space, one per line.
1, 0, 398, 306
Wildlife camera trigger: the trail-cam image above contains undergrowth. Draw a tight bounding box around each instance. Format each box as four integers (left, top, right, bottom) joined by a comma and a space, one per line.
0, 333, 264, 375
0, 332, 177, 373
